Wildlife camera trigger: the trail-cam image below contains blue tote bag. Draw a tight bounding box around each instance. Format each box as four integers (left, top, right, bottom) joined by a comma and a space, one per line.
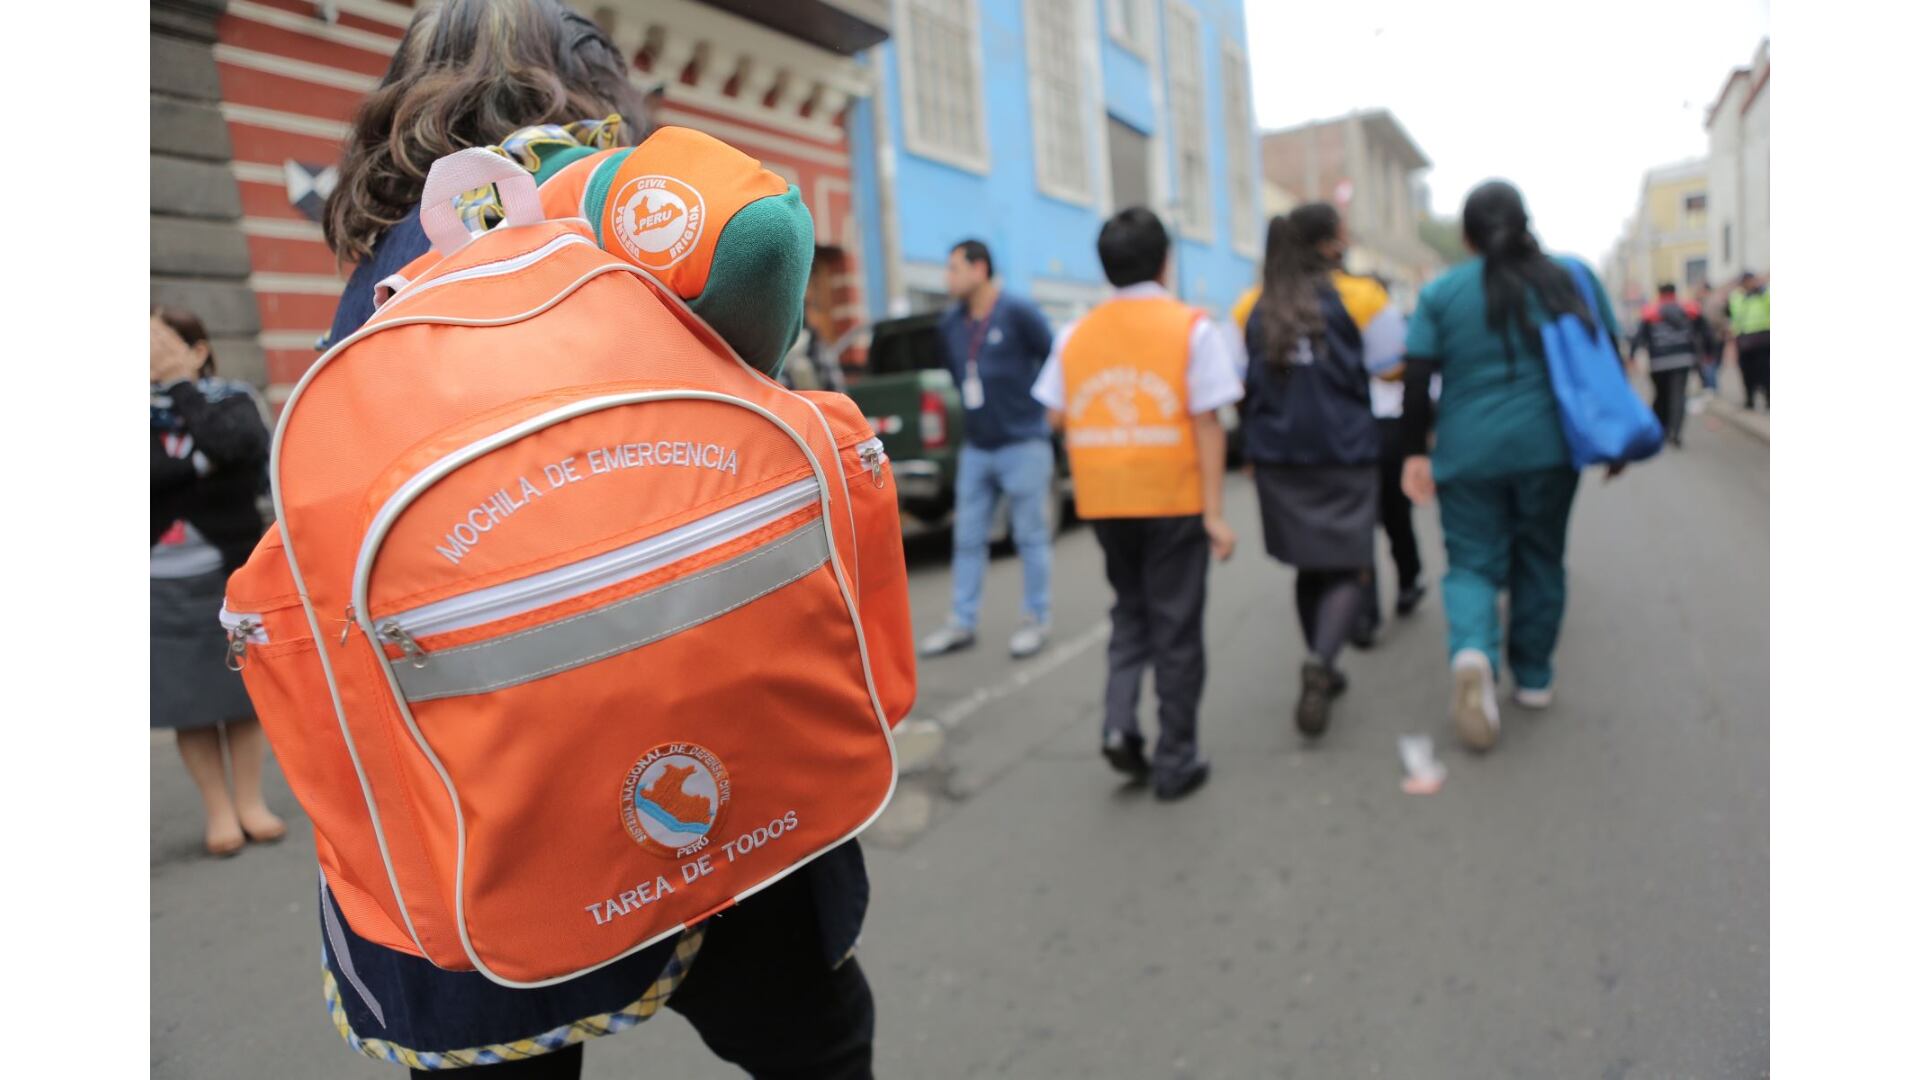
1542, 259, 1665, 468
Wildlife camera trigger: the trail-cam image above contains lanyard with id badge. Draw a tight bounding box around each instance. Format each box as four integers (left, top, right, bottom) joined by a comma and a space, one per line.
961, 298, 999, 410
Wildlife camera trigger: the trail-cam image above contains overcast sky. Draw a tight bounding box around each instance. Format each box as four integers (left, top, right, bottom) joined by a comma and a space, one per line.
1243, 0, 1771, 263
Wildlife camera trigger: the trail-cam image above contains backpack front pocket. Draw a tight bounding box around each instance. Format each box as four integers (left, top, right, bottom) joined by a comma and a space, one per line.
223, 527, 423, 954
349, 390, 896, 986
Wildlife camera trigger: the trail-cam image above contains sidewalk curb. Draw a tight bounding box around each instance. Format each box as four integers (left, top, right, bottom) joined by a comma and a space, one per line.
1704, 396, 1769, 445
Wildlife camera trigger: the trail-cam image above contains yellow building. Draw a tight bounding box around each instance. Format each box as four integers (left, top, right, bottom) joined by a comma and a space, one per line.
1607, 159, 1711, 312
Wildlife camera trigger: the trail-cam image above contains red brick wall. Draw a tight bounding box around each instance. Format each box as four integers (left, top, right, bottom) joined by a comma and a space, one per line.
211, 0, 866, 401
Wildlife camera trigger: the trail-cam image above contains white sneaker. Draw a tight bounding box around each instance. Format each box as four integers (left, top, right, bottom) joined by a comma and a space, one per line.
918, 622, 977, 657
1008, 617, 1050, 659
1513, 685, 1554, 709
1451, 649, 1501, 751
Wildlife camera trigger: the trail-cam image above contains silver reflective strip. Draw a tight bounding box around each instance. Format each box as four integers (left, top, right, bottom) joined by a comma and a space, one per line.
319, 872, 387, 1029
395, 520, 828, 702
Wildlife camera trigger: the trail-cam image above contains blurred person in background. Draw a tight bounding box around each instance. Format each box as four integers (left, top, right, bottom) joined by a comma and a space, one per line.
151, 306, 285, 858
1230, 225, 1422, 650
1691, 280, 1722, 399
1240, 204, 1381, 738
1399, 180, 1622, 753
1032, 207, 1240, 798
1629, 283, 1713, 447
919, 238, 1058, 661
313, 4, 877, 1077
1727, 271, 1769, 410
1351, 269, 1424, 646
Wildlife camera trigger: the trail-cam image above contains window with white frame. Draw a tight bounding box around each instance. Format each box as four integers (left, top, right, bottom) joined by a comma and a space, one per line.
898, 0, 989, 172
1164, 2, 1210, 239
1219, 39, 1257, 254
1107, 0, 1151, 57
1026, 0, 1091, 203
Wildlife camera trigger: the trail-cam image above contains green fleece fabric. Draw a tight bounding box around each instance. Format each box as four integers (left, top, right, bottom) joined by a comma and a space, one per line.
529, 144, 599, 186
581, 159, 811, 375
688, 185, 813, 375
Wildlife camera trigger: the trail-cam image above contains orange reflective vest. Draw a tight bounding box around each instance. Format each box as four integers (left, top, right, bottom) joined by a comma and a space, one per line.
1059, 295, 1204, 519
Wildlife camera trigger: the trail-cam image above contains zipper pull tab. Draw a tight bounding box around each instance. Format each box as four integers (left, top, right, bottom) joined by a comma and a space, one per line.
380, 621, 430, 669
339, 605, 355, 646
859, 443, 886, 489
225, 620, 256, 672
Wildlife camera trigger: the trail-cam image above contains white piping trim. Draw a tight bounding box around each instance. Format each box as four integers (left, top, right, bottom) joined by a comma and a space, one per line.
379, 233, 592, 308
274, 232, 895, 986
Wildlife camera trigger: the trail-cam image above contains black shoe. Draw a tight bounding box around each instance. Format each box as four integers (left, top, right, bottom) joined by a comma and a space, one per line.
1394, 581, 1427, 617
1348, 609, 1379, 649
1296, 659, 1343, 738
1152, 760, 1210, 801
1101, 732, 1150, 781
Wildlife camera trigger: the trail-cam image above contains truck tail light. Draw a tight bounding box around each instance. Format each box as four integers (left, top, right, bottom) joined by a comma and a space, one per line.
921, 389, 948, 450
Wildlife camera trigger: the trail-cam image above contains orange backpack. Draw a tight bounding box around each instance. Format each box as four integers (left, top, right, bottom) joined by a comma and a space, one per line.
220, 133, 913, 988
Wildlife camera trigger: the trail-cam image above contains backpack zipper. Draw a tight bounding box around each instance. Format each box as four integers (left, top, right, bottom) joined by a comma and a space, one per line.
382, 233, 593, 307
218, 605, 268, 670
371, 476, 820, 662
855, 436, 887, 489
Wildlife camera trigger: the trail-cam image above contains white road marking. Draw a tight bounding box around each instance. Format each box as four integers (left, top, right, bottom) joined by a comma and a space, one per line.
928, 619, 1111, 730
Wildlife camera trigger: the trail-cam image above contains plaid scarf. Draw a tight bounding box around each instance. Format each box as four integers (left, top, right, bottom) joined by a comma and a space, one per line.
451, 115, 626, 233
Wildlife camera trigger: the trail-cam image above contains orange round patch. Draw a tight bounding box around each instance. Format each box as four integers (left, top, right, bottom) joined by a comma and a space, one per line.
607, 174, 706, 272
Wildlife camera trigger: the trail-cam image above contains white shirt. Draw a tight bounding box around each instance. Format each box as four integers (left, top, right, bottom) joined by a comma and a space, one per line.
1030, 282, 1245, 415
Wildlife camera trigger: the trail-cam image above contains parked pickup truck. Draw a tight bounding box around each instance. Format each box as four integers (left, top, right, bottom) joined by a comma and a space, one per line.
832, 314, 1072, 536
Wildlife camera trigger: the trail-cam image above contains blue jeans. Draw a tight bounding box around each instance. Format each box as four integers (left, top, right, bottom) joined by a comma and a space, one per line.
950, 439, 1054, 629
1436, 467, 1580, 691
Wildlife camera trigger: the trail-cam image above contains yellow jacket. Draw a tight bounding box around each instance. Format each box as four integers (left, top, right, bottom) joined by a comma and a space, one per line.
1232, 272, 1390, 332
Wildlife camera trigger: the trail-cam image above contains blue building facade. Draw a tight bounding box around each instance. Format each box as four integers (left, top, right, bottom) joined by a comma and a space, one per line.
854, 0, 1262, 328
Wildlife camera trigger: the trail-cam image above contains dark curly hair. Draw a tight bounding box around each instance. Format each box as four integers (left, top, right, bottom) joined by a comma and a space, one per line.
323, 0, 645, 264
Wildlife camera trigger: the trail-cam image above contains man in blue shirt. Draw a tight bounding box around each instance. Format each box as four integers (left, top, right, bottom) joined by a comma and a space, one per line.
920, 240, 1057, 659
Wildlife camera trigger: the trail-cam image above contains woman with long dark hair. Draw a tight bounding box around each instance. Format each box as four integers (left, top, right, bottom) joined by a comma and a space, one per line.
1399, 180, 1623, 752
1242, 204, 1382, 738
151, 306, 285, 857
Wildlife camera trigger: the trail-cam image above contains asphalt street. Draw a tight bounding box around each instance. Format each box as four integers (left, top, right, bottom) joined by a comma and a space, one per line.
152, 406, 1768, 1079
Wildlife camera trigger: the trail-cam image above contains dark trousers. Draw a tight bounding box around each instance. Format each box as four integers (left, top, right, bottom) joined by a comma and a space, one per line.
1093, 514, 1210, 780
1650, 366, 1691, 443
1373, 416, 1422, 594
412, 870, 875, 1080
1737, 335, 1769, 408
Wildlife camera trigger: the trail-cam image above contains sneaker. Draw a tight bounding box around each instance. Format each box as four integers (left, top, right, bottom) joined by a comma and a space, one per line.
1100, 731, 1150, 781
1451, 649, 1501, 752
1008, 616, 1050, 659
1395, 581, 1427, 617
1152, 760, 1211, 801
1513, 685, 1554, 710
1295, 659, 1343, 738
918, 622, 976, 658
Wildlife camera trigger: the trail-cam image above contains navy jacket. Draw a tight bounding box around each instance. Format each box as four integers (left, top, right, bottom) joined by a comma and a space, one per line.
1241, 283, 1380, 467
935, 292, 1054, 449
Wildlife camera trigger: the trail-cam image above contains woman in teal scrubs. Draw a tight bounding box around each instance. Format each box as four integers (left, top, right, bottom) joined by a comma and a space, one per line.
1398, 181, 1622, 752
